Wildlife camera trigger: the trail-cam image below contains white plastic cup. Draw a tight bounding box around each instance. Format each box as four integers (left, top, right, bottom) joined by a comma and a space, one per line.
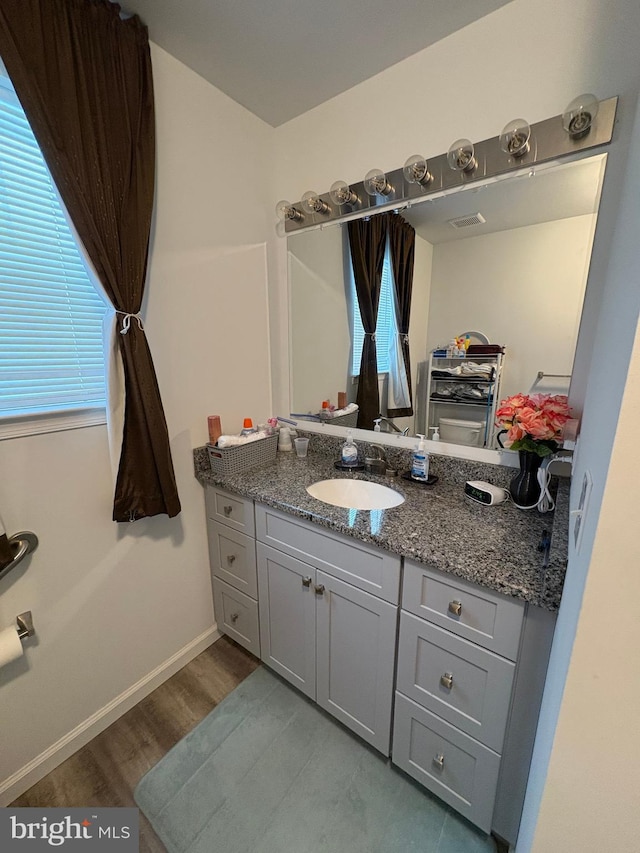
294, 437, 309, 458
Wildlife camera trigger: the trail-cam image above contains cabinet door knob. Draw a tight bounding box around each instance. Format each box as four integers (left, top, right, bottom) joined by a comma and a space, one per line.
227, 554, 236, 565
433, 753, 445, 770
440, 672, 454, 690
223, 505, 232, 516
448, 599, 462, 617
314, 584, 325, 595
302, 576, 312, 587
230, 612, 239, 623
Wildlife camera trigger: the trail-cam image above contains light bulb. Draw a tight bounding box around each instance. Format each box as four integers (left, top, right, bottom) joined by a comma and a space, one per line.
364, 168, 393, 197
447, 138, 476, 173
499, 119, 531, 157
403, 155, 432, 185
301, 190, 329, 215
329, 180, 358, 206
275, 199, 303, 222
562, 94, 599, 138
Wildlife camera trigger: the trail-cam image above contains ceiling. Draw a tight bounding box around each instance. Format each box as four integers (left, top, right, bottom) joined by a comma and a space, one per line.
404, 155, 606, 244
121, 0, 512, 127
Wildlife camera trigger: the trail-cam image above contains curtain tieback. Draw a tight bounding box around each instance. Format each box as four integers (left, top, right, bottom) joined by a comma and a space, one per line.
401, 333, 409, 344
365, 332, 376, 342
117, 311, 144, 335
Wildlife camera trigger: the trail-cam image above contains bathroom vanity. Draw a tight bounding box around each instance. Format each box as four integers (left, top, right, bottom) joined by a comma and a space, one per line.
196, 444, 566, 846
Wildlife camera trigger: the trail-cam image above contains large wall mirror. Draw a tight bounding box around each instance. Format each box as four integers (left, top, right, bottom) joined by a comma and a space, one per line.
288, 152, 607, 451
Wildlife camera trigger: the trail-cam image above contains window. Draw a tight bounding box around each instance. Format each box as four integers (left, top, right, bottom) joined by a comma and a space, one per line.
350, 237, 397, 375
0, 73, 107, 436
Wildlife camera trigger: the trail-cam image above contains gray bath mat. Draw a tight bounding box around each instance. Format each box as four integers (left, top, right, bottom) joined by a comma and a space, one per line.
135, 667, 496, 853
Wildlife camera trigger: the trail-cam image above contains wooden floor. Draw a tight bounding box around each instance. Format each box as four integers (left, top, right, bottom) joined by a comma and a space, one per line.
11, 636, 260, 853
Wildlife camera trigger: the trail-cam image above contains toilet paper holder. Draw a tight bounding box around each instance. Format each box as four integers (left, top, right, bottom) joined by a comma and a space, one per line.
16, 611, 35, 641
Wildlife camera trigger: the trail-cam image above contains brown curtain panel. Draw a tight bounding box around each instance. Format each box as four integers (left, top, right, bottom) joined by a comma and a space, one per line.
0, 0, 180, 520
387, 214, 416, 419
347, 215, 388, 430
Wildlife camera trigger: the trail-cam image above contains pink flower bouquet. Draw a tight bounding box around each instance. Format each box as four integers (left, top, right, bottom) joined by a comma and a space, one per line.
495, 393, 571, 457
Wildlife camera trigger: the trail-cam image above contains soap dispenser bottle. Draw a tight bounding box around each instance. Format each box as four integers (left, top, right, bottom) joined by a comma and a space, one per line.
341, 429, 359, 467
411, 434, 429, 482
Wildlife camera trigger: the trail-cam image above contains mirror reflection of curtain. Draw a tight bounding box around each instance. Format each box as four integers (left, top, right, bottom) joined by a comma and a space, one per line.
0, 0, 180, 521
347, 216, 388, 429
387, 215, 415, 418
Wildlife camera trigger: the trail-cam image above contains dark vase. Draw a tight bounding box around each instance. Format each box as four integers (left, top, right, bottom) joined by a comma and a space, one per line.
510, 450, 543, 508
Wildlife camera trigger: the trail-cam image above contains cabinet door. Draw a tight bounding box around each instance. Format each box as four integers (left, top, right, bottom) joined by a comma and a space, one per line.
212, 577, 260, 657
397, 612, 515, 752
257, 543, 316, 699
393, 693, 501, 833
316, 570, 398, 755
208, 520, 257, 598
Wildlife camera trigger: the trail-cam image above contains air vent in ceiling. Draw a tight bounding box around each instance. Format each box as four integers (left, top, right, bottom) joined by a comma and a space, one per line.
448, 212, 486, 229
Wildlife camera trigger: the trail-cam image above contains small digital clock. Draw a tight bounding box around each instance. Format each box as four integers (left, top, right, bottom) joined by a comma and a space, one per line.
464, 480, 509, 505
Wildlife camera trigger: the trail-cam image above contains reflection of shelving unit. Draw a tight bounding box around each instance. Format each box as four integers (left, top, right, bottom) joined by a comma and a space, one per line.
425, 350, 505, 448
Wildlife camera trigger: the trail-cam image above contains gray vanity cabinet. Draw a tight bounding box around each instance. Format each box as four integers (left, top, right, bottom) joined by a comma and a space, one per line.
207, 486, 261, 656
256, 504, 400, 755
393, 559, 555, 843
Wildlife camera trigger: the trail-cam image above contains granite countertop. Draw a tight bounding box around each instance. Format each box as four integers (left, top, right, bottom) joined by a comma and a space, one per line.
194, 438, 568, 611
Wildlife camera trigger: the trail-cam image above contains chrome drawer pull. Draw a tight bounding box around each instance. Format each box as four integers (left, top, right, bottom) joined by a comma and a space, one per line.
448, 599, 462, 617
223, 505, 233, 516
302, 576, 312, 587
230, 612, 239, 623
433, 753, 445, 770
440, 672, 454, 690
314, 584, 325, 595
227, 554, 236, 565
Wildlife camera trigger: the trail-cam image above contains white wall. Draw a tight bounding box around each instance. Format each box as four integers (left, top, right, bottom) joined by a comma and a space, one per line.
530, 315, 640, 851
0, 44, 273, 802
270, 1, 640, 849
427, 215, 596, 401
289, 226, 350, 413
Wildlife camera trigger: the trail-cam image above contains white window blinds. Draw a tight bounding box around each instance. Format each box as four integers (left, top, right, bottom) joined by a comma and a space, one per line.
350, 237, 397, 375
0, 80, 107, 419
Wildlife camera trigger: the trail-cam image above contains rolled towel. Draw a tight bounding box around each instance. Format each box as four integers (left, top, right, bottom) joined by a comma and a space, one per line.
216, 430, 269, 448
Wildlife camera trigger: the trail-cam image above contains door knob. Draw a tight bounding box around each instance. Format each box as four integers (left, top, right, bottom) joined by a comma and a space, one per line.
440, 672, 454, 690
433, 753, 445, 770
223, 505, 232, 516
448, 600, 462, 616
230, 612, 239, 623
227, 554, 236, 565
314, 584, 325, 595
302, 576, 312, 587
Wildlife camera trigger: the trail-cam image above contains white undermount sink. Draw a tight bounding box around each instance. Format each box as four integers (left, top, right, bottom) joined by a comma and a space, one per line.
306, 479, 405, 511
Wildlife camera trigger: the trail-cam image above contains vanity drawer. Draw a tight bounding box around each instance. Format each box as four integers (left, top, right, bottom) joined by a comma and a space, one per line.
397, 612, 515, 752
402, 560, 524, 660
212, 577, 260, 656
255, 504, 400, 604
206, 486, 255, 536
392, 693, 501, 833
208, 520, 257, 598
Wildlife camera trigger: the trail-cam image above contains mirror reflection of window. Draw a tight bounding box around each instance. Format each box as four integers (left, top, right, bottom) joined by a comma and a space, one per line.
350, 237, 396, 376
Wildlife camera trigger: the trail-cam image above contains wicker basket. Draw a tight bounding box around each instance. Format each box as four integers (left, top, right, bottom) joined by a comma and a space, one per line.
207, 433, 278, 475
318, 411, 358, 427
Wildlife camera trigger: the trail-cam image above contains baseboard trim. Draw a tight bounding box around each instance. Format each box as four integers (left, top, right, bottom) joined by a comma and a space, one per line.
0, 625, 221, 806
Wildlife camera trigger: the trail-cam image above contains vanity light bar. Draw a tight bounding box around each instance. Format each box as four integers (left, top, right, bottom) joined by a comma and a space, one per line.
282, 96, 618, 234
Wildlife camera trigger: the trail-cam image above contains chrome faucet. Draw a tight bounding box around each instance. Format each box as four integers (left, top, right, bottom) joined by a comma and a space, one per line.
364, 444, 397, 476
377, 416, 410, 437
